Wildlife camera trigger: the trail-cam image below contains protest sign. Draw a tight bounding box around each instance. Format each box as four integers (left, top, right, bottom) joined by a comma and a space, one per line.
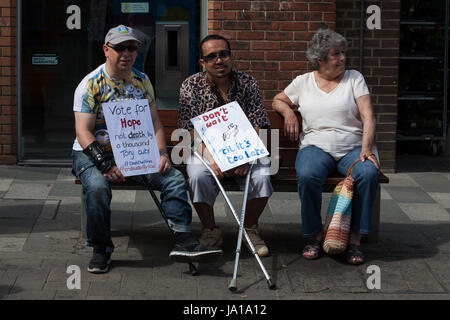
102, 99, 159, 176
191, 101, 269, 172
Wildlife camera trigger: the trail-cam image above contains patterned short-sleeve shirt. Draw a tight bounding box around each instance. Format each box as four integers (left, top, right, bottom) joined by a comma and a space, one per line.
178, 70, 270, 131
72, 63, 156, 152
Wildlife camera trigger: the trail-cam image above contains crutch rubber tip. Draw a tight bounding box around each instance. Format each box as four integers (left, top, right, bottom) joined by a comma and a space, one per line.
267, 279, 276, 290
228, 279, 237, 292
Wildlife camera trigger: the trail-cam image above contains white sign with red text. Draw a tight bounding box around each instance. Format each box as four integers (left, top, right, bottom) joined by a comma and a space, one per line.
102, 99, 159, 176
191, 101, 269, 172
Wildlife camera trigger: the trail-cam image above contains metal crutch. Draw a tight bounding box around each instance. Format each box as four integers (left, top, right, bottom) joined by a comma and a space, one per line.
194, 151, 276, 290
229, 162, 252, 291
142, 175, 199, 276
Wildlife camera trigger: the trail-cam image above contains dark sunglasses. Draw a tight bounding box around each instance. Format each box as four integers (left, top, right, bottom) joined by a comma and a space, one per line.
202, 50, 231, 63
107, 44, 138, 53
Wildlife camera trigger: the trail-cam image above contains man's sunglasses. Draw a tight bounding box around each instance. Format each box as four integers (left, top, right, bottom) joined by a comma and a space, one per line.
202, 50, 231, 63
107, 44, 138, 52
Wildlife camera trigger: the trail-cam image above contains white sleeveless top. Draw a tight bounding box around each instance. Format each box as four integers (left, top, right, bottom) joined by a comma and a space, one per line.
284, 69, 370, 160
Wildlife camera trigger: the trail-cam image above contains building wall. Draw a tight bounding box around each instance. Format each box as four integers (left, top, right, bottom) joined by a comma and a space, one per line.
207, 0, 336, 106
0, 0, 400, 171
0, 0, 16, 164
336, 0, 400, 172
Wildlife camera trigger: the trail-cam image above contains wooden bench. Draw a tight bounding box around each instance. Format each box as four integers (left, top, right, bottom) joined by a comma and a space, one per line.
76, 110, 389, 243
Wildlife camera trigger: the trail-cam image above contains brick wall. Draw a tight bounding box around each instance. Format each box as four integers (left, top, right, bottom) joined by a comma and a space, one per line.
0, 0, 17, 164
336, 0, 400, 172
208, 0, 336, 107
209, 0, 399, 172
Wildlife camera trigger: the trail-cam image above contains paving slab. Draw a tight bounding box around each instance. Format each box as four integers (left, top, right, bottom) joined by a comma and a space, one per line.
4, 183, 53, 200
423, 255, 450, 291
1, 165, 450, 301
383, 187, 437, 203
398, 203, 450, 221
428, 193, 450, 208
48, 181, 81, 198
0, 179, 13, 193
0, 238, 26, 252
380, 199, 412, 223
410, 173, 450, 193
0, 166, 19, 179
398, 258, 446, 293
385, 173, 420, 187
56, 168, 76, 182
0, 199, 43, 219
39, 199, 60, 220
13, 167, 60, 183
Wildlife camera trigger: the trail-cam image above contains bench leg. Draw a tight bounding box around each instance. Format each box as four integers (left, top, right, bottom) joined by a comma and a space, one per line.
367, 185, 380, 244
80, 188, 87, 239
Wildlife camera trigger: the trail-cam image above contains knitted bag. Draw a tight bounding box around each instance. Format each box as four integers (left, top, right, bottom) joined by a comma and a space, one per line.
323, 154, 371, 254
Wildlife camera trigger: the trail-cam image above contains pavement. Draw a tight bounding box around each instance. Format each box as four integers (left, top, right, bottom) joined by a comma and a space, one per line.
0, 163, 449, 301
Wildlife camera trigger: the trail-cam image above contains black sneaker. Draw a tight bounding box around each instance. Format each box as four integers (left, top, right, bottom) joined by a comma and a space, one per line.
87, 246, 112, 273
169, 232, 223, 263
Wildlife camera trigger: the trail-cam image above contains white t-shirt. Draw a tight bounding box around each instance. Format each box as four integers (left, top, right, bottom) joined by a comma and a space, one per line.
72, 64, 155, 151
284, 69, 371, 160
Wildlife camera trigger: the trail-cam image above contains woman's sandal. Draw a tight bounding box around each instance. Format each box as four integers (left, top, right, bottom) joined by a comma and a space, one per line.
302, 239, 322, 260
346, 244, 365, 265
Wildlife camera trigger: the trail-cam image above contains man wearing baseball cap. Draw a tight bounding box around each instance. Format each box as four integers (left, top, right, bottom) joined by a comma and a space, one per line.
71, 25, 222, 274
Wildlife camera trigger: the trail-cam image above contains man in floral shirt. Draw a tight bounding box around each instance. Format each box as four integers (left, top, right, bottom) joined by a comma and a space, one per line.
178, 34, 273, 257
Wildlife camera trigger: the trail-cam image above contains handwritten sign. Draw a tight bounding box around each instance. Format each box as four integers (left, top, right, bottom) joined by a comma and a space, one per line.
191, 101, 269, 172
102, 99, 159, 176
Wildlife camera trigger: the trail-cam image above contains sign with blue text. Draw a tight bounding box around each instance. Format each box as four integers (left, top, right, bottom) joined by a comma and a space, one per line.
103, 99, 159, 176
191, 101, 269, 172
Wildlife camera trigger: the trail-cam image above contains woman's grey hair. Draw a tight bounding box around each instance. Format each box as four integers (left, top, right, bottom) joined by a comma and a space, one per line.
306, 29, 348, 70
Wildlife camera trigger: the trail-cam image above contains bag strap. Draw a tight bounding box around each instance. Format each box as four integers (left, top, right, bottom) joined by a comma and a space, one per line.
346, 152, 375, 177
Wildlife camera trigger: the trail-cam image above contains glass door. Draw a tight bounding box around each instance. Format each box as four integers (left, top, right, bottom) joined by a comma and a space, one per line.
397, 0, 449, 155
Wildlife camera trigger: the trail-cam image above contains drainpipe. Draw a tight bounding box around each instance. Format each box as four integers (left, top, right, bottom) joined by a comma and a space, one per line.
443, 0, 449, 152
17, 0, 23, 161
360, 0, 365, 72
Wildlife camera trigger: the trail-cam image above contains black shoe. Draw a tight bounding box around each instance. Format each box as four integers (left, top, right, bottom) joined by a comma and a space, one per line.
88, 246, 112, 273
169, 232, 223, 263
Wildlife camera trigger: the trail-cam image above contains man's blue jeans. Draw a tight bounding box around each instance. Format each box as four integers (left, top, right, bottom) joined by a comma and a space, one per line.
72, 151, 192, 252
295, 145, 379, 238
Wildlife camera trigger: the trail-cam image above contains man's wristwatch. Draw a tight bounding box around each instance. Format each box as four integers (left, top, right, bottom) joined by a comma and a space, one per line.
159, 150, 169, 159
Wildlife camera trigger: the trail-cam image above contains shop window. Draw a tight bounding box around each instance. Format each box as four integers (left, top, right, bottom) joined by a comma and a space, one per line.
397, 0, 449, 156
19, 0, 202, 162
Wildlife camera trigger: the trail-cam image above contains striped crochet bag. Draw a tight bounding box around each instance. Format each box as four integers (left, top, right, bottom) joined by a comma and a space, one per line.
323, 156, 366, 254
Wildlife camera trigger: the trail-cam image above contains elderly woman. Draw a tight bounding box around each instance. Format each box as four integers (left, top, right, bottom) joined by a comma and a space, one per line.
272, 29, 379, 265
